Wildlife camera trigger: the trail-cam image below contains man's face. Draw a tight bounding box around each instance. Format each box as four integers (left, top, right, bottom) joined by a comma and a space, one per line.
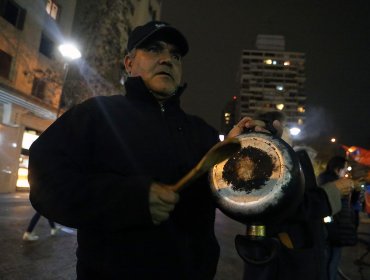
124, 40, 183, 100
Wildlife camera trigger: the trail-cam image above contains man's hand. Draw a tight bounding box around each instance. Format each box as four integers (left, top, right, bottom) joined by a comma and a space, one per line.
333, 178, 354, 196
149, 183, 179, 225
227, 117, 283, 138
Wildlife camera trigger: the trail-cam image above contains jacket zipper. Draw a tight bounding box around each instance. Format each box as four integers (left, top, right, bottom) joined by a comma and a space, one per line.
159, 103, 165, 114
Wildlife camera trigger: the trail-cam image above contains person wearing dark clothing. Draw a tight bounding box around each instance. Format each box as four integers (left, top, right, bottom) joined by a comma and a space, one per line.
351, 189, 361, 229
29, 21, 222, 280
229, 111, 353, 280
317, 156, 354, 280
23, 212, 58, 241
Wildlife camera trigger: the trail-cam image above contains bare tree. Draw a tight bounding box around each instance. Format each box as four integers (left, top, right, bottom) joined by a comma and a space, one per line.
61, 0, 136, 110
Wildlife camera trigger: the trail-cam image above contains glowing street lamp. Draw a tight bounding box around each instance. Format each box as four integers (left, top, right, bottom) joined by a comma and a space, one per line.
57, 43, 81, 117
289, 127, 301, 136
58, 43, 81, 60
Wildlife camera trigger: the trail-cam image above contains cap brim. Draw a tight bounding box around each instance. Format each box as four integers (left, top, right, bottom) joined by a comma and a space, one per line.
135, 26, 189, 56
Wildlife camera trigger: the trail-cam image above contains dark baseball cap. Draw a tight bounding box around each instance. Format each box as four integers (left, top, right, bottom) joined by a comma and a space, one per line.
127, 21, 189, 56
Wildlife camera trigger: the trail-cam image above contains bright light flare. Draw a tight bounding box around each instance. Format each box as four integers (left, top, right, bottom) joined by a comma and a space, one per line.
58, 43, 81, 60
289, 127, 301, 136
276, 103, 284, 110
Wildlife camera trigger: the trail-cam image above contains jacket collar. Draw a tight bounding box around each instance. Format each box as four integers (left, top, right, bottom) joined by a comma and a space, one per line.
124, 76, 187, 107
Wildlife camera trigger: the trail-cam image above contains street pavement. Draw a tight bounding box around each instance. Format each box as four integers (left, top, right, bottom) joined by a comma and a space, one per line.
0, 192, 369, 280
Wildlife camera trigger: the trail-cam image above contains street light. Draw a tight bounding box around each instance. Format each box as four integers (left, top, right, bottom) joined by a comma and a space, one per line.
57, 43, 81, 117
58, 43, 81, 60
289, 127, 301, 136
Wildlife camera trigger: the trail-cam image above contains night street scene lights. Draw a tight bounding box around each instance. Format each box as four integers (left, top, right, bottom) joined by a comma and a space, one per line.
57, 43, 82, 117
58, 43, 81, 60
289, 127, 301, 136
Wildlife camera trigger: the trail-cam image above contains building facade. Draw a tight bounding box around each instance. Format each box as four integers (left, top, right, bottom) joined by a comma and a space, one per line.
220, 96, 237, 136
239, 35, 306, 129
0, 0, 161, 193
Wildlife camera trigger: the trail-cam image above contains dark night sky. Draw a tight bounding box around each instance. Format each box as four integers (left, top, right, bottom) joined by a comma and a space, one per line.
161, 0, 370, 149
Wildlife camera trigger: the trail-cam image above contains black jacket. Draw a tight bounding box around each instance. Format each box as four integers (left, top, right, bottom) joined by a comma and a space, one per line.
240, 150, 332, 280
29, 77, 220, 279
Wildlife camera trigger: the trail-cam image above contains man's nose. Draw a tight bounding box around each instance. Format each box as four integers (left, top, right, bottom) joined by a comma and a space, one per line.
158, 49, 173, 64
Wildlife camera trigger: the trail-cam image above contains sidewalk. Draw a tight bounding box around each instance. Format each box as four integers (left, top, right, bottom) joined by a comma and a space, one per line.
0, 192, 369, 280
340, 212, 370, 280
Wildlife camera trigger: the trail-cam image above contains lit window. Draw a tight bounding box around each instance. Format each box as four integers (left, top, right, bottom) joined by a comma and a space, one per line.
16, 168, 29, 188
298, 119, 303, 125
22, 131, 39, 150
276, 85, 284, 91
276, 104, 284, 110
284, 61, 290, 66
297, 106, 305, 113
46, 0, 59, 20
272, 60, 277, 65
264, 59, 272, 65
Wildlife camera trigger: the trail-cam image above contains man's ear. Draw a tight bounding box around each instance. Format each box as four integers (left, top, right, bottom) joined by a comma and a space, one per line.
123, 55, 132, 74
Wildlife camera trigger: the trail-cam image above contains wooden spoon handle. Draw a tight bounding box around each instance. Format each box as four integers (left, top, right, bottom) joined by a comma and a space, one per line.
170, 166, 201, 193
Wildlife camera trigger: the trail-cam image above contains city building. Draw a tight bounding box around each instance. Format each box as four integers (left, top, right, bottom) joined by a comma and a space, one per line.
220, 95, 238, 136
0, 0, 161, 193
239, 34, 306, 129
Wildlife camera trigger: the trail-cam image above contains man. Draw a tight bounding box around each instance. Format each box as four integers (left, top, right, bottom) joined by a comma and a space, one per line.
317, 156, 356, 280
29, 21, 221, 279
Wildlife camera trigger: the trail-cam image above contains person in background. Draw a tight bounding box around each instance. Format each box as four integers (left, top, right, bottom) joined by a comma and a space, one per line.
230, 111, 353, 280
317, 156, 355, 280
23, 211, 59, 241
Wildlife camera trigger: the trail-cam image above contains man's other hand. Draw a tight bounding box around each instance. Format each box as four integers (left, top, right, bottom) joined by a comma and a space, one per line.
227, 117, 283, 138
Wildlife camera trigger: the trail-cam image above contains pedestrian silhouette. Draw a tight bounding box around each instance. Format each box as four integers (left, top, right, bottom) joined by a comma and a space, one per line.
23, 212, 59, 241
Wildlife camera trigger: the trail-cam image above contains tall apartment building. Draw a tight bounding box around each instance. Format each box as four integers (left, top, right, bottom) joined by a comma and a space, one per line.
0, 0, 161, 193
239, 35, 306, 129
220, 96, 237, 135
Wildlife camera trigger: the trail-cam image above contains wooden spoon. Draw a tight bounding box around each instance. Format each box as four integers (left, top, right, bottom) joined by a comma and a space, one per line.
171, 137, 241, 192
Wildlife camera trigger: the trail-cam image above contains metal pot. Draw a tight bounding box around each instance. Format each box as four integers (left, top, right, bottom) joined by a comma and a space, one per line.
209, 132, 304, 224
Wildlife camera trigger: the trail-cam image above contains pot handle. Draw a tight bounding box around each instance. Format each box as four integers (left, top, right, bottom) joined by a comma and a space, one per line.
235, 235, 280, 265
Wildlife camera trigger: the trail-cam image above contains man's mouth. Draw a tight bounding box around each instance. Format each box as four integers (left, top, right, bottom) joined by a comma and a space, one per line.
156, 71, 173, 79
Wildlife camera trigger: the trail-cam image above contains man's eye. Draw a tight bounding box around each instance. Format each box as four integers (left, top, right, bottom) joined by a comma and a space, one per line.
146, 45, 161, 53
171, 53, 181, 61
